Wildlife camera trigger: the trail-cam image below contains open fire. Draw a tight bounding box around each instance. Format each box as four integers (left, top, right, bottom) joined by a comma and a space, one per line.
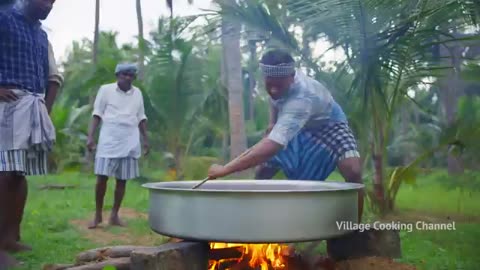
208, 242, 290, 270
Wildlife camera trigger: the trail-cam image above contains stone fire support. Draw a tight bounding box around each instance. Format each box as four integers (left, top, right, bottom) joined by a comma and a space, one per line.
44, 226, 402, 269
130, 241, 210, 270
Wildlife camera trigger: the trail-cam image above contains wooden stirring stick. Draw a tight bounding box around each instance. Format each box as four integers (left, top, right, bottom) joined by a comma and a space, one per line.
192, 147, 253, 189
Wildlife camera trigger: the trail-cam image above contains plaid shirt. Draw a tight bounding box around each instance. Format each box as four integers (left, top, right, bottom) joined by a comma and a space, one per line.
268, 71, 347, 147
0, 7, 49, 94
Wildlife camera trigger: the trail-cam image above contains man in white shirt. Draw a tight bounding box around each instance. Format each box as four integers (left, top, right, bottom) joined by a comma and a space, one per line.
86, 63, 149, 229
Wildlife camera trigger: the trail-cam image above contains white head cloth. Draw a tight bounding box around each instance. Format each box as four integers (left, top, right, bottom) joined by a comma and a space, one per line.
259, 62, 296, 77
115, 63, 138, 74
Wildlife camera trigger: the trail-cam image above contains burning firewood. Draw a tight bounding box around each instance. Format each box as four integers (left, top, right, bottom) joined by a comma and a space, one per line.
209, 246, 245, 261
214, 259, 243, 270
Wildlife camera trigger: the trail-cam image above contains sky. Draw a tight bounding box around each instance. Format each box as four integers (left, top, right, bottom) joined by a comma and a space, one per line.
42, 0, 342, 65
43, 0, 214, 62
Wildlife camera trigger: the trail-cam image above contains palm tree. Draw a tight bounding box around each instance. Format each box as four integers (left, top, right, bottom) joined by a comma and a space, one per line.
215, 0, 480, 213
93, 0, 100, 65
136, 0, 145, 80
166, 0, 248, 172
84, 0, 101, 167
221, 16, 248, 165
143, 17, 212, 179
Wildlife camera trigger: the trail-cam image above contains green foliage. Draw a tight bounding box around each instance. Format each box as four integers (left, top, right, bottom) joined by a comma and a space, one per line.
142, 18, 224, 178
461, 62, 480, 83
398, 223, 480, 270
61, 32, 137, 106
183, 156, 220, 180
49, 101, 91, 172
395, 169, 480, 215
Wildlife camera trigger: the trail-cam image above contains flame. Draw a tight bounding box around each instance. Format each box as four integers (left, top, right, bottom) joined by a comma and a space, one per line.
209, 242, 289, 270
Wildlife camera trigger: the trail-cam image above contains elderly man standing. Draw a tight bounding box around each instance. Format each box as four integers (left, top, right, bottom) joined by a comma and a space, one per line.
87, 63, 149, 229
0, 0, 58, 252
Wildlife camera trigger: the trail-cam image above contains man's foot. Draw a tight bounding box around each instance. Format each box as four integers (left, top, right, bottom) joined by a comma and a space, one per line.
108, 215, 126, 227
0, 251, 19, 269
3, 241, 32, 253
88, 215, 102, 229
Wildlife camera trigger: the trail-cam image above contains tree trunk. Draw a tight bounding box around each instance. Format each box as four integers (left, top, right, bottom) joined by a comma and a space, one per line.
372, 150, 385, 214
84, 0, 101, 168
222, 131, 229, 163
136, 0, 145, 80
438, 44, 465, 175
248, 40, 256, 121
371, 118, 386, 214
221, 15, 248, 176
401, 105, 410, 165
174, 146, 183, 180
93, 0, 100, 66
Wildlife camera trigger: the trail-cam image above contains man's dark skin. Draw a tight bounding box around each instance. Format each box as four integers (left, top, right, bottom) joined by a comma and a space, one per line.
86, 71, 149, 229
0, 0, 57, 256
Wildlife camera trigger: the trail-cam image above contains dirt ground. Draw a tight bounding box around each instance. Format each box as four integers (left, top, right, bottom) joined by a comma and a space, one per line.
333, 257, 417, 270
71, 208, 418, 270
70, 208, 167, 246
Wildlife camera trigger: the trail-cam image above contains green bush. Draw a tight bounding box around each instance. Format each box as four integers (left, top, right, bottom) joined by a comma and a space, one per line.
183, 156, 220, 180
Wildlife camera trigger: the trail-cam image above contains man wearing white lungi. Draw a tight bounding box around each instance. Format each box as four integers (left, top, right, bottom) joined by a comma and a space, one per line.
87, 63, 149, 229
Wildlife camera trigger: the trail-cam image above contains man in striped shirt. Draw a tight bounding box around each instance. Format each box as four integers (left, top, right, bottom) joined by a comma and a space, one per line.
0, 0, 59, 265
87, 63, 149, 229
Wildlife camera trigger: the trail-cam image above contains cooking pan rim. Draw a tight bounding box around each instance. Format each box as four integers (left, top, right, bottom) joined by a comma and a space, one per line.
149, 227, 347, 243
142, 180, 364, 193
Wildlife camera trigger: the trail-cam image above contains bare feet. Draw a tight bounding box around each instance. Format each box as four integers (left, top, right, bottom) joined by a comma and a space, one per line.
88, 214, 102, 229
108, 215, 126, 227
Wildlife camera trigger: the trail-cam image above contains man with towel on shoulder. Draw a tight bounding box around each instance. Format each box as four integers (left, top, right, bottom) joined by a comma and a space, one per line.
0, 0, 60, 263
87, 63, 149, 229
208, 49, 364, 220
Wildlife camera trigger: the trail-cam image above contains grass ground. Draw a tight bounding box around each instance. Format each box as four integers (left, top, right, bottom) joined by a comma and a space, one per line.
9, 171, 480, 270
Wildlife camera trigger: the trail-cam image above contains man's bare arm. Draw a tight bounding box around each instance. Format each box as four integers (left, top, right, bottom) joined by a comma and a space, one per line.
139, 119, 149, 156
45, 41, 63, 114
269, 101, 278, 125
86, 116, 101, 151
265, 101, 278, 136
45, 82, 59, 113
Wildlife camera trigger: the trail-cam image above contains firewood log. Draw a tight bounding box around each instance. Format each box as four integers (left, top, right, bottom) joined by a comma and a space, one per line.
209, 246, 244, 261
75, 245, 150, 263
65, 258, 130, 270
38, 184, 77, 190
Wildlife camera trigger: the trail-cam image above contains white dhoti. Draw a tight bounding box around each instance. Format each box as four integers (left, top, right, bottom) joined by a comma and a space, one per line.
0, 90, 56, 175
94, 122, 141, 180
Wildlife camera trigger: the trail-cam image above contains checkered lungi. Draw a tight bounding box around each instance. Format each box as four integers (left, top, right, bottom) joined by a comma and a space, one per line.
94, 157, 140, 180
264, 121, 360, 180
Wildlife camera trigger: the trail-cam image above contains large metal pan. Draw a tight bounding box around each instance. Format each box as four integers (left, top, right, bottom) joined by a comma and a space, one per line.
142, 180, 364, 243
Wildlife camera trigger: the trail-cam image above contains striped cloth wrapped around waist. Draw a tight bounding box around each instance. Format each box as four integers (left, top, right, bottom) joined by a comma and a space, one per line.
0, 89, 55, 152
